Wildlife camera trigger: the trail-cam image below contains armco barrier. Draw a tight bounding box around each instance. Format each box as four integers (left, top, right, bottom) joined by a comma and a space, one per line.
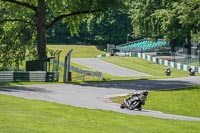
135, 52, 200, 73
97, 52, 200, 73
0, 71, 59, 82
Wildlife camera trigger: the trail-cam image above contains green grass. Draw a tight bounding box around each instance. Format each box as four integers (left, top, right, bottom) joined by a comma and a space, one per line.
59, 55, 197, 82
1, 45, 200, 132
47, 45, 107, 82
110, 86, 200, 117
47, 45, 199, 81
47, 45, 106, 61
0, 94, 200, 133
101, 56, 200, 79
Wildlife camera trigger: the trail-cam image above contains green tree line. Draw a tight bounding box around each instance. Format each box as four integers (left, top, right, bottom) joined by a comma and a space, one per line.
47, 9, 132, 45
0, 0, 199, 70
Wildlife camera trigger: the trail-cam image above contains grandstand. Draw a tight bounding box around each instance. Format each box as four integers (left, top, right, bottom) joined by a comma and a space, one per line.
113, 38, 199, 67
116, 39, 170, 52
104, 39, 199, 68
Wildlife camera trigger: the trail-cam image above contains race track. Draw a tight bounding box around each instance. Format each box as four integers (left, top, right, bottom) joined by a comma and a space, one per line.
1, 76, 200, 121
1, 58, 200, 121
71, 58, 151, 77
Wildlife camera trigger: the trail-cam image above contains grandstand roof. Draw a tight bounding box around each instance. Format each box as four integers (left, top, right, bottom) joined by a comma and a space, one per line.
116, 39, 169, 51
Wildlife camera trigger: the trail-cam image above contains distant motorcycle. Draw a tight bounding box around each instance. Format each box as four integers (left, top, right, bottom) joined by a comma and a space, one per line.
120, 91, 148, 111
189, 71, 195, 76
188, 69, 195, 76
165, 67, 171, 76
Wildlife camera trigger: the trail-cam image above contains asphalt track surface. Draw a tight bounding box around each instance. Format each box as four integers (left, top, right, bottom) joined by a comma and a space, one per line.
71, 58, 151, 77
1, 58, 200, 121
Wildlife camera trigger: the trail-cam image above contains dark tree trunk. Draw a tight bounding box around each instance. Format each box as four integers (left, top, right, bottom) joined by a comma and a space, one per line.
185, 31, 191, 55
37, 0, 46, 59
169, 38, 176, 53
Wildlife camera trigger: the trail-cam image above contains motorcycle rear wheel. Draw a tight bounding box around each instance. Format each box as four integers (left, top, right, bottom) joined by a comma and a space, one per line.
120, 103, 125, 109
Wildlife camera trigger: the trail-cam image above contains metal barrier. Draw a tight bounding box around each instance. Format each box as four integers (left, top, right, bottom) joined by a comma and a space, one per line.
70, 66, 103, 81
63, 49, 73, 82
0, 71, 59, 82
136, 52, 200, 73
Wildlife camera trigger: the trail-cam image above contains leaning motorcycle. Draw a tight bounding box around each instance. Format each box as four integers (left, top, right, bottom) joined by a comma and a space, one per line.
120, 95, 146, 111
165, 70, 171, 76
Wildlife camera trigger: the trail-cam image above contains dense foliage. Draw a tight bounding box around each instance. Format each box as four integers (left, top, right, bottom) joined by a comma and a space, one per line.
128, 0, 200, 53
0, 0, 124, 70
47, 9, 132, 45
0, 0, 199, 70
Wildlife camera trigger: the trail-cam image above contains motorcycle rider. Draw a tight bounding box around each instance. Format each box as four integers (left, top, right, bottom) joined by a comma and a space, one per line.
188, 67, 195, 76
124, 90, 148, 109
165, 67, 171, 76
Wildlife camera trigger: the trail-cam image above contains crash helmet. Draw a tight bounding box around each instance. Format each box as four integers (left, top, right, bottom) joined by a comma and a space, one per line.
143, 90, 148, 96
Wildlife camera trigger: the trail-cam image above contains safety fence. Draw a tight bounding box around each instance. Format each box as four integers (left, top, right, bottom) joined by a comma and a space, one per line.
170, 53, 200, 66
136, 53, 200, 73
97, 53, 111, 58
0, 71, 59, 82
70, 66, 103, 81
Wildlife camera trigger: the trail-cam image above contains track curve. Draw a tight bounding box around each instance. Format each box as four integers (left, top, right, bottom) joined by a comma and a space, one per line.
1, 78, 200, 121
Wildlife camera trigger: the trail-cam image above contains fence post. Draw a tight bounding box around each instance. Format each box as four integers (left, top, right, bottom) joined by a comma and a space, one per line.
53, 50, 62, 71
63, 49, 73, 83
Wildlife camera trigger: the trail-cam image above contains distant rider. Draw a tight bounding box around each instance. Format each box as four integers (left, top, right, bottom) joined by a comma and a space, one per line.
165, 67, 171, 76
188, 67, 195, 76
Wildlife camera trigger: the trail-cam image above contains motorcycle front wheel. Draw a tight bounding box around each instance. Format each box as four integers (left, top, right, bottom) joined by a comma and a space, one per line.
129, 101, 140, 110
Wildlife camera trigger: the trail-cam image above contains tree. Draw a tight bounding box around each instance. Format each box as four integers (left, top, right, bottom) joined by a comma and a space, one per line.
0, 0, 124, 59
85, 9, 132, 45
128, 0, 163, 38
128, 0, 200, 54
175, 0, 200, 47
46, 9, 132, 45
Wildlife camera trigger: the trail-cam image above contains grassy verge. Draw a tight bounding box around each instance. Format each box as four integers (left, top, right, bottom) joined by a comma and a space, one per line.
48, 45, 199, 81
47, 45, 107, 82
0, 94, 200, 133
101, 56, 200, 79
110, 86, 200, 117
61, 55, 197, 82
47, 45, 106, 61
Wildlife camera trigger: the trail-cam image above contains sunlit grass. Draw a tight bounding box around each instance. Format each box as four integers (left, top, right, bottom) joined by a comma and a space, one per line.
110, 86, 200, 117
0, 94, 200, 133
47, 45, 106, 61
101, 56, 200, 79
47, 45, 200, 81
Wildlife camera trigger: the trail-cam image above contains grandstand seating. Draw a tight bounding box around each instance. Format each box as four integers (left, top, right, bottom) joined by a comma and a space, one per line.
116, 39, 169, 52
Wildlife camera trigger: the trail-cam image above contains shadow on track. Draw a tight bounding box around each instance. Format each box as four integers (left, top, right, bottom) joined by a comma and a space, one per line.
70, 78, 200, 91
0, 86, 51, 93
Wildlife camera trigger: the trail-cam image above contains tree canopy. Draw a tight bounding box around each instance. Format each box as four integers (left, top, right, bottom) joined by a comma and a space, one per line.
0, 0, 200, 70
128, 0, 200, 53
0, 0, 124, 59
